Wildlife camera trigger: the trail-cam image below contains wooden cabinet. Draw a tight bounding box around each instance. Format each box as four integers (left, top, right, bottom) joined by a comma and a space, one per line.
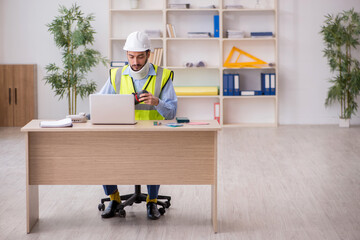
0, 65, 37, 127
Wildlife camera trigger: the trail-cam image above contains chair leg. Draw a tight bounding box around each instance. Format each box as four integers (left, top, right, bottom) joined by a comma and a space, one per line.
120, 194, 134, 201
157, 195, 171, 201
99, 185, 171, 214
101, 197, 110, 204
120, 194, 138, 209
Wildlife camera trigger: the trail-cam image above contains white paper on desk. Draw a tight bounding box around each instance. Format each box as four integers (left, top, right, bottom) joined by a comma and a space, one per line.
40, 118, 73, 128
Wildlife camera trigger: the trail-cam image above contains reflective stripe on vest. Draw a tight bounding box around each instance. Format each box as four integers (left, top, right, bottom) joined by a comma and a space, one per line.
110, 64, 173, 120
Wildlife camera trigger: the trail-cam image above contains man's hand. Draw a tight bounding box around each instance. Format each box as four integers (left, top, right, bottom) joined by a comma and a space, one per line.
139, 92, 159, 106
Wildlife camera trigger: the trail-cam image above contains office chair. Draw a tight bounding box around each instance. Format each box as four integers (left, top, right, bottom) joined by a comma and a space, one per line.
98, 185, 171, 217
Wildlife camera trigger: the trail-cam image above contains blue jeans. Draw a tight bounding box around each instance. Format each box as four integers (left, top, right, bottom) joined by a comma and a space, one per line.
103, 185, 160, 200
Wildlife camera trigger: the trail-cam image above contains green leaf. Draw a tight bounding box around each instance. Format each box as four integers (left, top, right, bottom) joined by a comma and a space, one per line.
44, 4, 108, 114
321, 9, 360, 118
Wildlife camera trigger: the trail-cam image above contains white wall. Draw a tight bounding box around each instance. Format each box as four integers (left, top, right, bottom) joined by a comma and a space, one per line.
0, 0, 109, 119
278, 0, 360, 124
1, 0, 360, 124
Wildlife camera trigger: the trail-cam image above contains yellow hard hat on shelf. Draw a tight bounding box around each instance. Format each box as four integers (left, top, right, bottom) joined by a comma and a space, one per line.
123, 31, 151, 52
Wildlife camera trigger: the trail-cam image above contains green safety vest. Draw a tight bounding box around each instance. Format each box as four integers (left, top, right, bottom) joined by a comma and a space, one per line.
110, 64, 173, 120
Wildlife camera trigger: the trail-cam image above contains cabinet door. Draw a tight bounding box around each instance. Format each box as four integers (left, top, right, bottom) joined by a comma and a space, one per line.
0, 65, 14, 126
13, 65, 36, 127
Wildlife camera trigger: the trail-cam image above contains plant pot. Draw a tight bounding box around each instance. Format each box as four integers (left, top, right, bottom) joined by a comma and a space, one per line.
130, 0, 139, 9
339, 118, 350, 128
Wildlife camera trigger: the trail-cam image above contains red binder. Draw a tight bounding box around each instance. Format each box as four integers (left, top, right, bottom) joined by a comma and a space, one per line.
214, 102, 220, 124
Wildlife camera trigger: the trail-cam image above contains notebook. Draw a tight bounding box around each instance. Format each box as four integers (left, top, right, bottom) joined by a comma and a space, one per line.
89, 94, 136, 125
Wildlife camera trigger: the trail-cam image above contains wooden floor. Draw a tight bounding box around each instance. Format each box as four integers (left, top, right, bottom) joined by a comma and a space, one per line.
0, 126, 359, 240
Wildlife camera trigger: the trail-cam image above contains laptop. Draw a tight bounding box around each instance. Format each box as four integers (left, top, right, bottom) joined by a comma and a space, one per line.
90, 94, 136, 125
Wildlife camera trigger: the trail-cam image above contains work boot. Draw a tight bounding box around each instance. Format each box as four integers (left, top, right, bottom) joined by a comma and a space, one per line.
101, 200, 119, 218
147, 202, 161, 220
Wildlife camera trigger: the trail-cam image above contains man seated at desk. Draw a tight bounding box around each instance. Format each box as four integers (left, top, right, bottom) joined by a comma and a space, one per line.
98, 31, 177, 220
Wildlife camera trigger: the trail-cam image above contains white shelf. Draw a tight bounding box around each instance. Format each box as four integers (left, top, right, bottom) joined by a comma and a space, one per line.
223, 37, 276, 41
111, 38, 164, 41
166, 9, 219, 12
177, 95, 220, 99
223, 122, 277, 128
223, 96, 276, 99
167, 66, 219, 70
222, 8, 275, 12
223, 67, 276, 70
109, 0, 278, 127
166, 38, 220, 41
110, 9, 163, 12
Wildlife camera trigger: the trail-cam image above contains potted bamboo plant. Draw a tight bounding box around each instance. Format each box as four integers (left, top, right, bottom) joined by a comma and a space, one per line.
320, 8, 360, 127
44, 4, 107, 115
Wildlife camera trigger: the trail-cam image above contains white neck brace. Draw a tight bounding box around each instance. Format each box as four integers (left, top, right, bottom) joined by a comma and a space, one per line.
129, 61, 150, 80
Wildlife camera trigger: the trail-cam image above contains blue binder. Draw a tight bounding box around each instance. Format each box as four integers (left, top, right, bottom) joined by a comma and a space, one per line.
234, 74, 240, 95
214, 15, 219, 38
228, 74, 234, 96
261, 73, 265, 95
261, 73, 271, 95
270, 73, 276, 95
223, 74, 229, 96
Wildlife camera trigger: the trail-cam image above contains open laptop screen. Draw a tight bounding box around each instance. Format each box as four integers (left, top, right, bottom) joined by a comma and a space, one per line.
90, 94, 136, 125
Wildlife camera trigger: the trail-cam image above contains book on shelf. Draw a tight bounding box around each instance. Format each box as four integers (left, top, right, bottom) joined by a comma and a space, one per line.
111, 61, 128, 67
172, 24, 177, 38
214, 102, 220, 124
168, 3, 190, 9
234, 74, 240, 95
149, 52, 154, 64
250, 32, 273, 38
199, 5, 216, 9
224, 4, 244, 9
150, 48, 163, 66
166, 24, 172, 38
166, 24, 176, 38
214, 15, 219, 38
270, 73, 276, 95
226, 30, 245, 38
240, 90, 262, 96
187, 32, 211, 38
223, 74, 228, 96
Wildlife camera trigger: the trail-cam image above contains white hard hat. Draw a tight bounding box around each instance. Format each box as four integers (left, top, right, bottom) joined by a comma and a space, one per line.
123, 31, 151, 52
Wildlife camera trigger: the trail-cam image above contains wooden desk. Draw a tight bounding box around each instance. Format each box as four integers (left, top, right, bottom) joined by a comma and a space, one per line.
21, 120, 221, 233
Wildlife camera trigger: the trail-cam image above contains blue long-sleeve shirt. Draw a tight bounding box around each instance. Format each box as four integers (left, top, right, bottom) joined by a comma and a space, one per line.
98, 64, 177, 120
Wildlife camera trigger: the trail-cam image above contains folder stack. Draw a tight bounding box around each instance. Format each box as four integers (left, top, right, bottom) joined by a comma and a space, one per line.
261, 73, 276, 95
226, 30, 245, 39
250, 32, 273, 38
223, 74, 240, 96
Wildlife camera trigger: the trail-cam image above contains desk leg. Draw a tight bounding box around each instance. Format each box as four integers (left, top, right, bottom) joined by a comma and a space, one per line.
27, 185, 39, 233
211, 132, 218, 233
211, 184, 218, 233
26, 133, 39, 233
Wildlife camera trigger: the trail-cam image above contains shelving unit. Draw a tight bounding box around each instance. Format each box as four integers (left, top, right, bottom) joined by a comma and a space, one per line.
109, 0, 278, 127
